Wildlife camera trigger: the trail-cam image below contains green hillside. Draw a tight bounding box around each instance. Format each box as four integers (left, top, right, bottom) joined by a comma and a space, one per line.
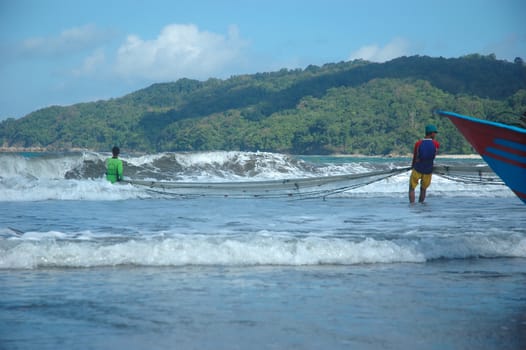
1, 54, 525, 155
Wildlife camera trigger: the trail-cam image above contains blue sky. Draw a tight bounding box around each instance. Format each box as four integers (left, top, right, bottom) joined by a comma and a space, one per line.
0, 0, 524, 121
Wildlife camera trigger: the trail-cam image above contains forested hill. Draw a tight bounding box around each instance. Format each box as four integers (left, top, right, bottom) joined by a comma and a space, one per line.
1, 54, 525, 155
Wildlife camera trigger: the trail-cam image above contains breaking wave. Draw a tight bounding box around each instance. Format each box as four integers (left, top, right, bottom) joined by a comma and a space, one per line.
0, 151, 512, 201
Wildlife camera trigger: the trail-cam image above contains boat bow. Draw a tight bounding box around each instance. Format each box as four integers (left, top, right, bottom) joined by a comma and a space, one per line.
437, 110, 526, 204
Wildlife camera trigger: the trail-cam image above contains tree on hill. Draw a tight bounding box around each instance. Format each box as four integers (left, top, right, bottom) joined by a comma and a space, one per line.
0, 54, 525, 155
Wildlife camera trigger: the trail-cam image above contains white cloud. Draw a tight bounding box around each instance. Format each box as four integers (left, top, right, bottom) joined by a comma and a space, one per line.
19, 24, 114, 58
72, 48, 106, 76
484, 33, 526, 61
114, 23, 248, 81
349, 37, 410, 62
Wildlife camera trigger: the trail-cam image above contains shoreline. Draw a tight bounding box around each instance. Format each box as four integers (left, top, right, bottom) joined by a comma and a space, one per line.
436, 154, 482, 159
0, 147, 482, 159
302, 153, 482, 159
0, 147, 88, 153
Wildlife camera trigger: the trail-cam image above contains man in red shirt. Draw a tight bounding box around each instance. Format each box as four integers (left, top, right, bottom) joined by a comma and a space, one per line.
409, 125, 440, 203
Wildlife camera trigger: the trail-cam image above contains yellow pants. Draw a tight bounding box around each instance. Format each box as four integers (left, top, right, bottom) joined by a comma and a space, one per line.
409, 169, 432, 190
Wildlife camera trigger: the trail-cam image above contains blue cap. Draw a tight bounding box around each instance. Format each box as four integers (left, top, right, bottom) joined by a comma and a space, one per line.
425, 124, 438, 134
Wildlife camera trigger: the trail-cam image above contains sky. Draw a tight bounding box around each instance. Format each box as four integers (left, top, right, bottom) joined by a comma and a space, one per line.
0, 0, 524, 121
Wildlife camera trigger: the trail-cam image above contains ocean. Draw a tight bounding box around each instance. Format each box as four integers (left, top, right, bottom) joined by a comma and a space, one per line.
0, 151, 525, 349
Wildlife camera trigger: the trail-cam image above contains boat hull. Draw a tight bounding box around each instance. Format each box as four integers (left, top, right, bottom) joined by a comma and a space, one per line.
438, 110, 526, 204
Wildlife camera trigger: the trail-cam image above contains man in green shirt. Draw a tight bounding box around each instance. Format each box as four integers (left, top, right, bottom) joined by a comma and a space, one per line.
106, 146, 123, 183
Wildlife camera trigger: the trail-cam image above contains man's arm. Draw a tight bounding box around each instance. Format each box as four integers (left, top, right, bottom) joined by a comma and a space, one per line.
117, 161, 123, 181
411, 141, 419, 168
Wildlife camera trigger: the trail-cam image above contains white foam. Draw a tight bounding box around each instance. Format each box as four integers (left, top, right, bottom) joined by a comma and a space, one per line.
0, 153, 83, 179
0, 178, 147, 201
349, 172, 512, 198
2, 233, 524, 269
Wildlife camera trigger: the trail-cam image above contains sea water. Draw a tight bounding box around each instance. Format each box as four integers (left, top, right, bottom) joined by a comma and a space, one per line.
0, 151, 525, 349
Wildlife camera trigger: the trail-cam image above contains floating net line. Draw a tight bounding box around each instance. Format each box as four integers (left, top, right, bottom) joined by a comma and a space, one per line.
122, 167, 412, 199
433, 165, 504, 185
